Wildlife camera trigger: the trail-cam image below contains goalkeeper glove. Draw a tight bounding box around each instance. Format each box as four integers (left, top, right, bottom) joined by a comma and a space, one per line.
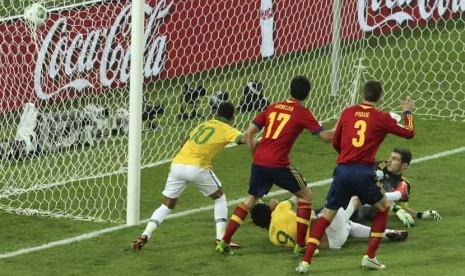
417, 210, 442, 220
392, 204, 415, 227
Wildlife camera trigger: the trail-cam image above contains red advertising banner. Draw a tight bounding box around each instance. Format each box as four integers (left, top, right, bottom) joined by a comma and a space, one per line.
359, 0, 464, 33
3, 0, 462, 112
0, 0, 361, 112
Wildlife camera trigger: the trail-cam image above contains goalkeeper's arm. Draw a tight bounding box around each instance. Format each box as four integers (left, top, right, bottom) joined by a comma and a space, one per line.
404, 207, 442, 221
385, 191, 402, 202
392, 204, 415, 227
386, 181, 410, 202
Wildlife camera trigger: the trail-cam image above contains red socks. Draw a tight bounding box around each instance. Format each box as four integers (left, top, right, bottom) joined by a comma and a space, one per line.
366, 208, 389, 258
222, 203, 250, 244
296, 201, 312, 247
302, 217, 331, 263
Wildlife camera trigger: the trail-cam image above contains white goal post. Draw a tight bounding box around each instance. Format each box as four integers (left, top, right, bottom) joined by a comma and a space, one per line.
127, 0, 144, 226
0, 0, 464, 224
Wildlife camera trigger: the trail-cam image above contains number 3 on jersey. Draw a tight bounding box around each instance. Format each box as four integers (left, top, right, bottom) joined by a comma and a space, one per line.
265, 112, 291, 139
352, 120, 367, 147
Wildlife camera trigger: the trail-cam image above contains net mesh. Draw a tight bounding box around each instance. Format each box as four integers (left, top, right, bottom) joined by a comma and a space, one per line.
0, 0, 463, 222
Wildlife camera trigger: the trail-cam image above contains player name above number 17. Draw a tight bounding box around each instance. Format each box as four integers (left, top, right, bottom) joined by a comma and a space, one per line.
275, 104, 294, 112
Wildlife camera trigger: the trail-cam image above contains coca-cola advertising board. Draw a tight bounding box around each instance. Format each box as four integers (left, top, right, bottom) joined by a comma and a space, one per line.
359, 0, 464, 33
0, 0, 361, 112
0, 0, 462, 112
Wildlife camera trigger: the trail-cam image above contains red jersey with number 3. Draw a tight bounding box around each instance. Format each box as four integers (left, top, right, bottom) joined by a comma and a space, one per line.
252, 100, 323, 167
333, 104, 414, 165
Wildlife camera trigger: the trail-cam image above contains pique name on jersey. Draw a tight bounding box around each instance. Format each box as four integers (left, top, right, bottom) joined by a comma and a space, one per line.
355, 111, 370, 118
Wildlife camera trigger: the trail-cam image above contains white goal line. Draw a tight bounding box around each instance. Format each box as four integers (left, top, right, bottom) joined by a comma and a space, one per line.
0, 146, 464, 259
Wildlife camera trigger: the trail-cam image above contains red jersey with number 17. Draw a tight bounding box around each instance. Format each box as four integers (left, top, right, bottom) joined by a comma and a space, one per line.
252, 100, 323, 167
333, 104, 414, 165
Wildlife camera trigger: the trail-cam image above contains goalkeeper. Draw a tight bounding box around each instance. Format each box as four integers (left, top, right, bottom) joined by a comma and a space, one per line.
132, 102, 249, 250
352, 148, 442, 227
250, 196, 407, 251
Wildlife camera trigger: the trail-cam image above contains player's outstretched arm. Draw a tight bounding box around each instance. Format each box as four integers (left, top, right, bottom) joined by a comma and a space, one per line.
317, 115, 339, 143
317, 129, 334, 143
404, 207, 442, 221
401, 96, 415, 113
385, 191, 402, 202
392, 204, 415, 227
238, 135, 247, 145
386, 96, 415, 139
418, 210, 442, 220
245, 124, 261, 154
400, 96, 415, 138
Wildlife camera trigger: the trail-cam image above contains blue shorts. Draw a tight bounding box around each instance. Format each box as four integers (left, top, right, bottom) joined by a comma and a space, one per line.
325, 164, 385, 210
248, 163, 308, 197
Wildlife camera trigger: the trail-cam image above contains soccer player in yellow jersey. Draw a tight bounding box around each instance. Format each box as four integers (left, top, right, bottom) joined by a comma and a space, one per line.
251, 196, 407, 251
132, 102, 247, 250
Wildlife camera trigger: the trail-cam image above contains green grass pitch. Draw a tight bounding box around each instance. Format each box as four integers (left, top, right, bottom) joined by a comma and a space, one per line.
1, 119, 465, 275
1, 1, 465, 275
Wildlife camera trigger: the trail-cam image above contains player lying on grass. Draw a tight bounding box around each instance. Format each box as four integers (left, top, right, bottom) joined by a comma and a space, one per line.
352, 148, 442, 227
132, 102, 250, 250
250, 196, 407, 252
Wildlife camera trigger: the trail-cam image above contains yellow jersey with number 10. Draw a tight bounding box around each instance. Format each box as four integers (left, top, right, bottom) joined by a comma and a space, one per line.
172, 118, 243, 169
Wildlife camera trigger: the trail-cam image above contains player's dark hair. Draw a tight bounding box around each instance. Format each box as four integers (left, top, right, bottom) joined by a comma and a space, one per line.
216, 101, 235, 121
290, 75, 311, 101
363, 80, 383, 102
393, 147, 412, 165
250, 202, 272, 229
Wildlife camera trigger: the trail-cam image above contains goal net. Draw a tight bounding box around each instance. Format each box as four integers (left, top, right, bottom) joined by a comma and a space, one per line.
0, 0, 463, 223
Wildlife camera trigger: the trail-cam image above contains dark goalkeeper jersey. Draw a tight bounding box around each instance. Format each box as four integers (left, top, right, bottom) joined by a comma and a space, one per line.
377, 161, 411, 203
333, 104, 414, 165
252, 100, 323, 167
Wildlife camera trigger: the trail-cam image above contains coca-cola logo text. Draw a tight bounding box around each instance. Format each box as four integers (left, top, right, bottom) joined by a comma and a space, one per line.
358, 0, 465, 32
35, 0, 172, 100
